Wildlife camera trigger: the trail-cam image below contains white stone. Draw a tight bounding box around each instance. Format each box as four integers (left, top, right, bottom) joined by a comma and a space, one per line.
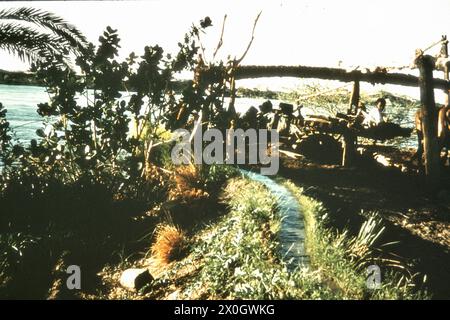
119, 268, 153, 291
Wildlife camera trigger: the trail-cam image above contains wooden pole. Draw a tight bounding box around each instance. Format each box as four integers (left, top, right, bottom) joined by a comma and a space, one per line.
348, 80, 360, 114
445, 62, 450, 106
342, 81, 359, 167
441, 36, 450, 106
229, 76, 237, 113
229, 65, 450, 91
416, 54, 440, 192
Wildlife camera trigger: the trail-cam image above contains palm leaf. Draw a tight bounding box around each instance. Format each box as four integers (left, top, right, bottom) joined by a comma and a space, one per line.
0, 7, 88, 55
0, 23, 67, 63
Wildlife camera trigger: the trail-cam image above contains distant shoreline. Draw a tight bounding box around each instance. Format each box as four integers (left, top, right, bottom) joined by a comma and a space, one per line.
0, 70, 46, 87
0, 70, 222, 94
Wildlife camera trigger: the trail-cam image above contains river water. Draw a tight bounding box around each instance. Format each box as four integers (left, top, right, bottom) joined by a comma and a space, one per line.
0, 84, 417, 147
0, 84, 285, 142
0, 85, 49, 144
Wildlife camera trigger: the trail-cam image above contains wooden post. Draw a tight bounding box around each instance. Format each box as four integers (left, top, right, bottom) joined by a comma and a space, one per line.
444, 61, 450, 106
342, 81, 359, 166
416, 54, 440, 192
445, 62, 450, 106
342, 133, 356, 167
228, 76, 237, 113
439, 35, 450, 106
348, 80, 360, 114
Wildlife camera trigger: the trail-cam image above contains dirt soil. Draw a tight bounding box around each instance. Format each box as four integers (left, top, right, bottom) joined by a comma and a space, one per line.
279, 145, 450, 299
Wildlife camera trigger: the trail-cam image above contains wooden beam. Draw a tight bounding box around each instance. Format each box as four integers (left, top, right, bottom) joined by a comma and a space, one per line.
229, 65, 450, 90
417, 55, 440, 192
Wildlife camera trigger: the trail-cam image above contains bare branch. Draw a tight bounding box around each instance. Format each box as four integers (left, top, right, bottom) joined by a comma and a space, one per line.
212, 14, 227, 61
234, 11, 262, 66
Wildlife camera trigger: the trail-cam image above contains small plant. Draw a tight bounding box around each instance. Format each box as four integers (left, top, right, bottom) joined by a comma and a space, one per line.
151, 224, 188, 266
345, 213, 385, 268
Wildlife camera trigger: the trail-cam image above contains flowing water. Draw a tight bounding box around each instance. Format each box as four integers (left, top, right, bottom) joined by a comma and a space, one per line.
241, 169, 308, 271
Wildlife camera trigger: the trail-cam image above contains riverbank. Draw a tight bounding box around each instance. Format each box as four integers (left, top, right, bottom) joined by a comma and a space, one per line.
0, 71, 198, 93
0, 70, 45, 87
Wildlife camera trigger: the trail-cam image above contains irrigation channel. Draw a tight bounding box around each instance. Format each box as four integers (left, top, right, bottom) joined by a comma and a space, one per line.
240, 170, 309, 271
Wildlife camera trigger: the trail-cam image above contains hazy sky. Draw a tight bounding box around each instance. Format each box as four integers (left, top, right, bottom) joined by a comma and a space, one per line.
1, 0, 449, 70
0, 0, 449, 101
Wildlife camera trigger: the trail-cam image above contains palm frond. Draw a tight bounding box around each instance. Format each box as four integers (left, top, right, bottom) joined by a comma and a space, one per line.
0, 22, 67, 63
0, 7, 88, 55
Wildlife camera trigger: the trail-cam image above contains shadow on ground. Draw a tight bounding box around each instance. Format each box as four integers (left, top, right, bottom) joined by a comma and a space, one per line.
279, 155, 450, 299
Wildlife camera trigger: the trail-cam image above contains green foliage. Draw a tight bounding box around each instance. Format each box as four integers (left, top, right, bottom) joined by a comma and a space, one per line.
165, 178, 334, 299
0, 15, 249, 196
199, 164, 239, 192
0, 102, 13, 167
0, 15, 255, 298
0, 18, 224, 298
0, 18, 218, 190
0, 233, 39, 281
180, 179, 292, 299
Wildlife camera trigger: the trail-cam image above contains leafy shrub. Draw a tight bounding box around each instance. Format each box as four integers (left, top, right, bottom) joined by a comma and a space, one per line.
0, 15, 245, 298
0, 233, 40, 283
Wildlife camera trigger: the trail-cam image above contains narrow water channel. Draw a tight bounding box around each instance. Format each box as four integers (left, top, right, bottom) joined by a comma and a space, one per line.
240, 170, 309, 271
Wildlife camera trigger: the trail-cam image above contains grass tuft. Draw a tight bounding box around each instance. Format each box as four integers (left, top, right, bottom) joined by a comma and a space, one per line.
151, 224, 189, 266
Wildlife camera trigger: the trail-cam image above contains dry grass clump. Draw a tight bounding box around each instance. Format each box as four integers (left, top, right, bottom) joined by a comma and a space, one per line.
151, 224, 188, 266
169, 165, 209, 203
